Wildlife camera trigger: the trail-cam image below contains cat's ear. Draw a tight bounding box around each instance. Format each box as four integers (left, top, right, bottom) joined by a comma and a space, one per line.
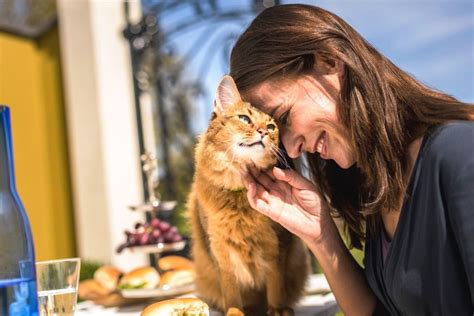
214, 75, 241, 114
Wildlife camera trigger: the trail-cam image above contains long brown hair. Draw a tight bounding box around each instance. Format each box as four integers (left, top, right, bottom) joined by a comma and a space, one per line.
230, 4, 474, 248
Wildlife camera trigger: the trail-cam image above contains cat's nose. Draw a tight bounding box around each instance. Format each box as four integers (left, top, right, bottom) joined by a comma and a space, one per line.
257, 128, 268, 137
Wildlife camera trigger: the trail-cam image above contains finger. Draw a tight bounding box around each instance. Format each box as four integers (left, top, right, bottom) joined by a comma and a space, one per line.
264, 169, 277, 181
249, 164, 260, 178
249, 176, 269, 200
240, 167, 259, 191
255, 196, 283, 224
248, 182, 256, 199
247, 180, 271, 210
253, 170, 276, 191
245, 183, 256, 210
246, 182, 262, 210
273, 167, 311, 190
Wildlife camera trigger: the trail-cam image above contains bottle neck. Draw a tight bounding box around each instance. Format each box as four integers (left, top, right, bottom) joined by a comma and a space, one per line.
0, 106, 16, 192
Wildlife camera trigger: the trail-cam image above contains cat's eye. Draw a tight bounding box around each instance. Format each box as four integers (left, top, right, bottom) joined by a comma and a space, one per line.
238, 115, 251, 124
267, 124, 276, 131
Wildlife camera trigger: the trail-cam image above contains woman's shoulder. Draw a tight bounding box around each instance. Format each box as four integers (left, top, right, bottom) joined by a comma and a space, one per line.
424, 120, 473, 157
428, 120, 473, 142
422, 120, 474, 179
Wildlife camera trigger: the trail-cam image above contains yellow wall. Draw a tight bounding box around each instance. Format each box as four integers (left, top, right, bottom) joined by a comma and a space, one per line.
0, 28, 76, 260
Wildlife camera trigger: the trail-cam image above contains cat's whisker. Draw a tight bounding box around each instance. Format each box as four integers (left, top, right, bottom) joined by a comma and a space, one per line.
270, 144, 291, 169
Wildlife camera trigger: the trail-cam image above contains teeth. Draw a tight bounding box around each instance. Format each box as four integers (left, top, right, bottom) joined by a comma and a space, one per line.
316, 133, 324, 153
316, 133, 325, 153
316, 140, 323, 153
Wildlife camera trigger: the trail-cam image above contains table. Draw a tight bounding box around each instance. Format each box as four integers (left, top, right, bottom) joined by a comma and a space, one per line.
76, 274, 340, 316
76, 293, 339, 316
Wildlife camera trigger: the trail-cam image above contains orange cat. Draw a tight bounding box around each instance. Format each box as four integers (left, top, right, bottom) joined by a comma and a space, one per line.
188, 76, 309, 316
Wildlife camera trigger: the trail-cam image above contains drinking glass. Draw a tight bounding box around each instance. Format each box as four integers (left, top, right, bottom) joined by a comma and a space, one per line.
36, 258, 81, 316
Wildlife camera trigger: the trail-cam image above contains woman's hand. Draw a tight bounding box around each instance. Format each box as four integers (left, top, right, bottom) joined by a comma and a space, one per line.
241, 165, 332, 243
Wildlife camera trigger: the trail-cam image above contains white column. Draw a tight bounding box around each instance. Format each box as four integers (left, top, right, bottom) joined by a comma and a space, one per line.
57, 0, 147, 271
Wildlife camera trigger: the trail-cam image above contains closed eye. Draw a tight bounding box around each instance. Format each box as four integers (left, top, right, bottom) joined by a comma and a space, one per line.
278, 110, 290, 125
238, 115, 252, 124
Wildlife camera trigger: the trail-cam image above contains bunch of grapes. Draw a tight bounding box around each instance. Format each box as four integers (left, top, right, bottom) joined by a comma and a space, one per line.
116, 218, 183, 253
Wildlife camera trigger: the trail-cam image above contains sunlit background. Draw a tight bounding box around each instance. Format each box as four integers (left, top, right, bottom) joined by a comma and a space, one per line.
155, 0, 474, 133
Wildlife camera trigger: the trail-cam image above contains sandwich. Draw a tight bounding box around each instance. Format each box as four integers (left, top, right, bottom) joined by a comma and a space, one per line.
93, 265, 122, 291
141, 298, 209, 316
159, 269, 195, 288
118, 266, 160, 290
158, 256, 194, 271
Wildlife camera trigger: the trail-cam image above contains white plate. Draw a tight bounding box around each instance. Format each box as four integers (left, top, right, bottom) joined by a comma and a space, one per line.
126, 240, 186, 254
120, 283, 196, 299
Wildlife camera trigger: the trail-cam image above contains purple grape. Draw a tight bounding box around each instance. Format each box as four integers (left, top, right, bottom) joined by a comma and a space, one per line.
151, 218, 160, 228
163, 230, 176, 243
168, 226, 178, 235
148, 235, 156, 244
156, 236, 164, 244
158, 221, 171, 232
139, 233, 150, 245
152, 229, 161, 239
171, 234, 183, 242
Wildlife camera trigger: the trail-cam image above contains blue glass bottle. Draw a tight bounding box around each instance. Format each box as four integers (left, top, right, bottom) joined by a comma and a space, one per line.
0, 106, 39, 316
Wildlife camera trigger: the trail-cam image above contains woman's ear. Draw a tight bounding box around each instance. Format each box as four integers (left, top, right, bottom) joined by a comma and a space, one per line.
314, 52, 344, 76
214, 75, 241, 114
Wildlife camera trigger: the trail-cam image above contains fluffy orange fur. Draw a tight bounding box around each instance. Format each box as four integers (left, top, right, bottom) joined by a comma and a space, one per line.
188, 76, 309, 315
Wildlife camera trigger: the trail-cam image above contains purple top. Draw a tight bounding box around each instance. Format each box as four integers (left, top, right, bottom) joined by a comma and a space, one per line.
380, 227, 391, 265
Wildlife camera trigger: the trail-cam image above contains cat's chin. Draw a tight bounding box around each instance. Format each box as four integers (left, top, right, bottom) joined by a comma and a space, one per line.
233, 154, 275, 167
238, 157, 277, 171
232, 144, 271, 162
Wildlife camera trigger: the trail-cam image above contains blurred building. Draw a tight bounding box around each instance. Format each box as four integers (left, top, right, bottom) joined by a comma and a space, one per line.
0, 0, 147, 270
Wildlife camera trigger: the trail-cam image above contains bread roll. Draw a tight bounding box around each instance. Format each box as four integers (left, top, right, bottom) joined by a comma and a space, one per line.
226, 308, 245, 316
159, 269, 195, 288
78, 279, 112, 300
118, 266, 160, 290
158, 256, 194, 271
141, 298, 209, 316
93, 265, 122, 291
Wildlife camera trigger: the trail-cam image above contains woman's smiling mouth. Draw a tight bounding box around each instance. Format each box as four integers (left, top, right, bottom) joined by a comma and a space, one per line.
314, 131, 328, 158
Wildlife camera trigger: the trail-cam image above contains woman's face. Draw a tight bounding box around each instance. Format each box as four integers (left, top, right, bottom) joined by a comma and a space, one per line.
244, 72, 356, 169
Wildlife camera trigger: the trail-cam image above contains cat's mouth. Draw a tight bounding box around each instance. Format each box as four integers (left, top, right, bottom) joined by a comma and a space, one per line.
239, 141, 265, 148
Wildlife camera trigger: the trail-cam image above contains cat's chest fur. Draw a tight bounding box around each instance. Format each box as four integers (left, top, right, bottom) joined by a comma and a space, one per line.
197, 186, 281, 289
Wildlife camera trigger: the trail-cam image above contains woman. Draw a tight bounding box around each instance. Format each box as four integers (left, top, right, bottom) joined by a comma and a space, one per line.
231, 4, 474, 315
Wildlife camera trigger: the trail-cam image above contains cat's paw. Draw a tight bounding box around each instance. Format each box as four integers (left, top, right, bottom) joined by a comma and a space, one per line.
226, 307, 245, 316
267, 307, 294, 316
